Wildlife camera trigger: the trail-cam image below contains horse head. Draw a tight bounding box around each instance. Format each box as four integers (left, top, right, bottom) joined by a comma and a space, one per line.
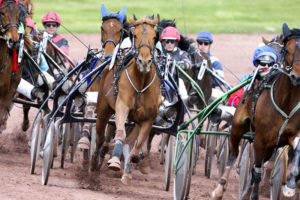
0, 0, 26, 48
21, 0, 33, 18
282, 23, 300, 86
101, 4, 128, 55
129, 15, 159, 73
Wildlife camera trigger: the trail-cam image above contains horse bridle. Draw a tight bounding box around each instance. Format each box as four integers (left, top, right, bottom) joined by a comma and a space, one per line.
132, 23, 155, 63
0, 0, 25, 36
101, 21, 126, 49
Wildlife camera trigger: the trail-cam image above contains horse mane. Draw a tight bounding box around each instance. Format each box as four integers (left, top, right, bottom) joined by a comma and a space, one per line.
134, 16, 157, 25
270, 34, 284, 43
156, 18, 194, 52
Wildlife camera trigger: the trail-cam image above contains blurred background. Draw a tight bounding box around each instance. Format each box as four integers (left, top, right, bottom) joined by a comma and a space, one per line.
32, 0, 299, 34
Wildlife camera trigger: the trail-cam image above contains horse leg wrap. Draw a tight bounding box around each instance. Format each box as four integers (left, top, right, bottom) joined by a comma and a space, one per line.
123, 144, 132, 174
284, 138, 300, 197
251, 165, 263, 200
218, 178, 226, 186
112, 139, 123, 159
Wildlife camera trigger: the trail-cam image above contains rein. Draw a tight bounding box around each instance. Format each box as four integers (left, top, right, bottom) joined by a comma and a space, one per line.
270, 77, 300, 146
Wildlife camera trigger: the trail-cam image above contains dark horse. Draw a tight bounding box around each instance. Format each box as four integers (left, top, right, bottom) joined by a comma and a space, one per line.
92, 15, 161, 185
0, 0, 28, 132
211, 23, 300, 199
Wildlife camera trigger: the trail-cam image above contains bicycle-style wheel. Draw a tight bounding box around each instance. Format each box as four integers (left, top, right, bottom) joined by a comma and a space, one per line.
70, 122, 80, 163
270, 147, 288, 200
204, 128, 217, 178
183, 135, 195, 199
238, 140, 253, 199
30, 112, 43, 174
42, 121, 55, 185
174, 136, 189, 200
164, 134, 173, 191
60, 123, 71, 168
217, 135, 229, 178
89, 123, 96, 160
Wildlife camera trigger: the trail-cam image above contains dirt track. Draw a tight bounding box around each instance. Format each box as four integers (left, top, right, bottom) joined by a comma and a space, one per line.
1, 33, 299, 200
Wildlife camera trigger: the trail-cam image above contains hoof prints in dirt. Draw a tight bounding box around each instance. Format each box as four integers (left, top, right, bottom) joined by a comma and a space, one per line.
75, 165, 102, 191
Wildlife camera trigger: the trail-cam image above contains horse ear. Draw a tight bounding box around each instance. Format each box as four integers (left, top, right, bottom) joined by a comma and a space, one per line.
152, 15, 159, 26
118, 6, 126, 23
128, 17, 136, 26
157, 14, 160, 24
282, 22, 292, 39
262, 36, 269, 45
133, 14, 137, 21
101, 4, 109, 19
151, 15, 154, 20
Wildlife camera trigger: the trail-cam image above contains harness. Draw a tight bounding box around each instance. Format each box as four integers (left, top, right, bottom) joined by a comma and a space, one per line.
250, 36, 300, 146
113, 23, 158, 118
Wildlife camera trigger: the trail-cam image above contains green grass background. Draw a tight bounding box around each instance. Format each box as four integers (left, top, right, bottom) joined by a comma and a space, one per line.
31, 0, 299, 34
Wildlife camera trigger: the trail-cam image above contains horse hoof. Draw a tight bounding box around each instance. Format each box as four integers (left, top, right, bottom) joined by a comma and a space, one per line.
283, 185, 295, 197
107, 156, 121, 171
211, 184, 224, 200
121, 174, 132, 186
22, 121, 29, 132
139, 166, 150, 174
77, 136, 90, 150
129, 154, 139, 163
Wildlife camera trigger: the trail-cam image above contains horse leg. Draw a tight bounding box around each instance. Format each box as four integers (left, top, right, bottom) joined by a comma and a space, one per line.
138, 141, 151, 174
107, 101, 129, 171
98, 124, 115, 168
91, 108, 113, 172
211, 108, 250, 199
283, 137, 300, 197
22, 104, 30, 131
129, 120, 153, 164
121, 143, 132, 185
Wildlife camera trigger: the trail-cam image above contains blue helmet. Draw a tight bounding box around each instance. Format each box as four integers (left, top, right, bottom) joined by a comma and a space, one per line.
196, 31, 213, 44
252, 45, 278, 66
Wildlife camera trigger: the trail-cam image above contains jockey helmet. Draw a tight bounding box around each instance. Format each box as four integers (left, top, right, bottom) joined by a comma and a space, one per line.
161, 26, 180, 42
42, 12, 61, 25
253, 45, 278, 66
26, 17, 35, 29
197, 31, 213, 44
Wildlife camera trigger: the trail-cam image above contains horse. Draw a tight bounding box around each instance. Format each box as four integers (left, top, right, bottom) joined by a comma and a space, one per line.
0, 0, 29, 132
91, 15, 160, 185
77, 5, 129, 151
211, 23, 300, 200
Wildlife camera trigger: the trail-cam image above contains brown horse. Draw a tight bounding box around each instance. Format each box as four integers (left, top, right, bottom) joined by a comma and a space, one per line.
211, 23, 300, 200
78, 5, 129, 150
0, 0, 28, 132
91, 15, 160, 184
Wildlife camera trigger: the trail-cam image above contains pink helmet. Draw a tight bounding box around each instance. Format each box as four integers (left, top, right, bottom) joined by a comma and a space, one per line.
160, 26, 180, 42
42, 12, 61, 25
25, 17, 35, 29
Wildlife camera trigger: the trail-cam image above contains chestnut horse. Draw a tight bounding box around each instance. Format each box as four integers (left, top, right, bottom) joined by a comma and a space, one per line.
0, 0, 28, 132
92, 16, 161, 184
211, 23, 300, 200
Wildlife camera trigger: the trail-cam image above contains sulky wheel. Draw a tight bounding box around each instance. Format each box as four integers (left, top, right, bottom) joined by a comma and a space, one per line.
60, 123, 71, 168
164, 134, 173, 191
30, 112, 43, 174
42, 121, 56, 185
174, 135, 190, 200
